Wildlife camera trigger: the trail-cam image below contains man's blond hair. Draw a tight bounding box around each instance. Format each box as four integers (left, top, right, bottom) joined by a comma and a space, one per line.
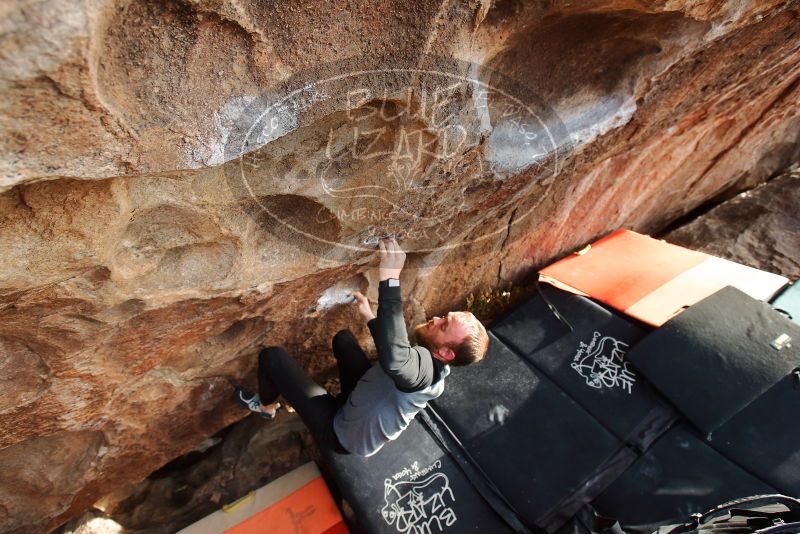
446, 314, 489, 366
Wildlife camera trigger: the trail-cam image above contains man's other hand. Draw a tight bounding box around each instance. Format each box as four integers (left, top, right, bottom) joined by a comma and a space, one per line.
350, 291, 376, 321
378, 237, 406, 281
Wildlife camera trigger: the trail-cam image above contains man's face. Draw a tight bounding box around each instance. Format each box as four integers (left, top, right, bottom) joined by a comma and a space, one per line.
415, 311, 472, 353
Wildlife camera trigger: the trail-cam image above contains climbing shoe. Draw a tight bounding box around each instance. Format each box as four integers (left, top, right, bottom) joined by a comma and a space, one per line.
233, 386, 279, 420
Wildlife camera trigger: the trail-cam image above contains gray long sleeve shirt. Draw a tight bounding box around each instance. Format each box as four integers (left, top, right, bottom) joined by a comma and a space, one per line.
332, 278, 449, 456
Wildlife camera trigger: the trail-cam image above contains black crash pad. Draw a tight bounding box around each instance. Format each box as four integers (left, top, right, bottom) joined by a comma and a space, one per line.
709, 371, 800, 496
626, 286, 800, 435
431, 332, 635, 532
322, 416, 519, 534
592, 424, 778, 533
491, 284, 674, 448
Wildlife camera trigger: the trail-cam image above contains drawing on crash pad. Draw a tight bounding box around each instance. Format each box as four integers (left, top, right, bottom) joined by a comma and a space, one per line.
382, 469, 457, 533
571, 332, 636, 394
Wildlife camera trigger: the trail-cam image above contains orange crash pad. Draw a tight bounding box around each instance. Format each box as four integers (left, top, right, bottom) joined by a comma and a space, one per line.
539, 229, 788, 327
178, 462, 347, 534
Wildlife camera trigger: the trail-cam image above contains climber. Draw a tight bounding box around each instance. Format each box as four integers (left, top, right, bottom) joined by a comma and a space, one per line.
234, 237, 490, 456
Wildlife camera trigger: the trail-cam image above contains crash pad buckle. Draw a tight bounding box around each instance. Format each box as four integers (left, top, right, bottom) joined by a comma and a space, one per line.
771, 333, 792, 350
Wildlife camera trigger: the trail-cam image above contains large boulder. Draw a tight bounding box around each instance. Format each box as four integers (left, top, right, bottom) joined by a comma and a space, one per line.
666, 168, 800, 279
1, 0, 800, 531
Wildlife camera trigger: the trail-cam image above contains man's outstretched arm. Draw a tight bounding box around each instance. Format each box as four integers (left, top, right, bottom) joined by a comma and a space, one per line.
350, 238, 435, 391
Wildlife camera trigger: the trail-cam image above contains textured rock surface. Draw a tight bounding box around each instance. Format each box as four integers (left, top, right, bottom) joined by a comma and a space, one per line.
57, 155, 800, 534
57, 412, 318, 534
2, 1, 800, 532
666, 166, 800, 279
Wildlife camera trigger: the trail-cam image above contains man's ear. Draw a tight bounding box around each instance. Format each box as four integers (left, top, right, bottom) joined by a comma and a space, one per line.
434, 346, 455, 363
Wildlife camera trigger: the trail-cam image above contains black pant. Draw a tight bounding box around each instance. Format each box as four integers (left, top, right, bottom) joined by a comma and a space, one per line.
258, 329, 371, 454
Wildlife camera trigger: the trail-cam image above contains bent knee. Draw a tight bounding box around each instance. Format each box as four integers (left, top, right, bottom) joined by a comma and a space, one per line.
259, 346, 287, 366
332, 329, 355, 347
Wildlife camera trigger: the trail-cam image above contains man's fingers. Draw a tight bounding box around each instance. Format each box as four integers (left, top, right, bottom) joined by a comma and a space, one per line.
376, 236, 404, 255
384, 237, 397, 253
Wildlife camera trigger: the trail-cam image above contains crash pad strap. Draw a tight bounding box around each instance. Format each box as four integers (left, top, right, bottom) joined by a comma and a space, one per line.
535, 277, 574, 332
417, 407, 540, 534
